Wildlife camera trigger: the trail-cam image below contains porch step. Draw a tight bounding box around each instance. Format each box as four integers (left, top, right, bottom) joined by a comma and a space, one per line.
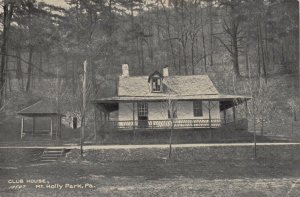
40, 148, 66, 162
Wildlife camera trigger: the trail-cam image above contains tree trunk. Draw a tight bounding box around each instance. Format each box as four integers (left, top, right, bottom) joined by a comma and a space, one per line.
245, 42, 250, 77
209, 1, 214, 67
81, 60, 87, 157
191, 37, 195, 75
16, 49, 24, 91
259, 23, 267, 83
257, 24, 261, 79
200, 11, 207, 72
39, 52, 43, 81
168, 118, 174, 159
26, 46, 34, 92
260, 118, 264, 136
232, 28, 240, 77
5, 56, 11, 93
0, 2, 14, 107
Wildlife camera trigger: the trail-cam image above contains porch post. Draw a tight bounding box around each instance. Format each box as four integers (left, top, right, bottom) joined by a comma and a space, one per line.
208, 101, 212, 128
100, 111, 103, 127
21, 117, 24, 139
50, 117, 53, 139
32, 117, 35, 136
132, 102, 135, 130
208, 101, 212, 140
233, 105, 236, 122
244, 100, 248, 119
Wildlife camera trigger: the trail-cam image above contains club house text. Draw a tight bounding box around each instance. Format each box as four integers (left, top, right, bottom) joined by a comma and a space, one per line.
8, 179, 48, 184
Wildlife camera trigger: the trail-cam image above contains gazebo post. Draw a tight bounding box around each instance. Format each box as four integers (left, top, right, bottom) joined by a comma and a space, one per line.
32, 117, 35, 136
244, 100, 248, 119
233, 105, 236, 122
50, 117, 53, 139
223, 110, 227, 124
21, 117, 24, 139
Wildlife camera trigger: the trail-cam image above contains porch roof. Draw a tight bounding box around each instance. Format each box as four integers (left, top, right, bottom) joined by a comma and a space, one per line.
17, 100, 65, 117
92, 94, 251, 103
92, 94, 251, 112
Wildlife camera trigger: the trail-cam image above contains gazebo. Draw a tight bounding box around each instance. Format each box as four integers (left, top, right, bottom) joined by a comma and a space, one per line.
17, 100, 64, 140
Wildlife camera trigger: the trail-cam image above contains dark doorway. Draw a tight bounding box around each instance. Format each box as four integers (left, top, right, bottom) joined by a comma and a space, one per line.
73, 117, 77, 129
137, 102, 148, 128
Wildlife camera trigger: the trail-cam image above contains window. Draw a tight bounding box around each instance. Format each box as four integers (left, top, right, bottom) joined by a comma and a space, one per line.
138, 102, 148, 117
193, 101, 203, 117
152, 78, 161, 92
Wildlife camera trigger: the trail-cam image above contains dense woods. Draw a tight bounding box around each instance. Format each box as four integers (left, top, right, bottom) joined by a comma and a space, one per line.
0, 0, 299, 134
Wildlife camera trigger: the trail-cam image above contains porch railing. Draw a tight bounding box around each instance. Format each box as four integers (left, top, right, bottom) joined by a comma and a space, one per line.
102, 119, 222, 130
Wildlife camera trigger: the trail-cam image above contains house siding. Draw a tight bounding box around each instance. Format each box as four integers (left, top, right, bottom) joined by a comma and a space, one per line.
118, 101, 220, 121
119, 103, 137, 121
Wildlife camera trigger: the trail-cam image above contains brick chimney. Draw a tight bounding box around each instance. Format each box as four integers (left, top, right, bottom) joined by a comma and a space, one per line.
121, 64, 129, 77
163, 65, 169, 77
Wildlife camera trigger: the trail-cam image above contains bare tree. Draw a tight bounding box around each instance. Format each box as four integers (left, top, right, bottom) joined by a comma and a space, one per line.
161, 95, 178, 159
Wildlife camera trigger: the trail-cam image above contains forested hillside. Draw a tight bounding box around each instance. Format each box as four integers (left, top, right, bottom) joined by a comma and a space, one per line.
0, 0, 299, 135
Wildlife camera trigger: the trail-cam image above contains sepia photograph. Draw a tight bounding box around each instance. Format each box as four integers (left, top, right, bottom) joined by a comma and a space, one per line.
0, 0, 299, 196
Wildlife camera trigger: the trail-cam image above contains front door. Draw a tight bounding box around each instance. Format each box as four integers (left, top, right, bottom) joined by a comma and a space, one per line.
137, 102, 148, 128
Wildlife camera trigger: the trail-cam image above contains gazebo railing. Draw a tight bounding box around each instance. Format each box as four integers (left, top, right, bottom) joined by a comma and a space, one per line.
102, 119, 222, 130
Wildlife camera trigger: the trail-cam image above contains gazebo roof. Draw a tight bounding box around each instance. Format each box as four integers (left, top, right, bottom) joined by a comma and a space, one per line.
17, 100, 65, 117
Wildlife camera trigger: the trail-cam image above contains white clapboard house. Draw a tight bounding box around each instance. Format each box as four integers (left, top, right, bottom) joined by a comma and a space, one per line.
94, 64, 251, 130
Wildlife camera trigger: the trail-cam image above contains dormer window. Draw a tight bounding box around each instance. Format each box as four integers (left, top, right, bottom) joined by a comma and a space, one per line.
152, 78, 161, 92
148, 71, 163, 93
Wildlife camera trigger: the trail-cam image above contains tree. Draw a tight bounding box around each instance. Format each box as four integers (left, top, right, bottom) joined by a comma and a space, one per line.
80, 60, 87, 157
161, 95, 178, 159
0, 0, 14, 107
216, 0, 245, 77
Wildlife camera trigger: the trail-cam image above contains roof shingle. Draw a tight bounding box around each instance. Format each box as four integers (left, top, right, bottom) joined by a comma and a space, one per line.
118, 75, 219, 97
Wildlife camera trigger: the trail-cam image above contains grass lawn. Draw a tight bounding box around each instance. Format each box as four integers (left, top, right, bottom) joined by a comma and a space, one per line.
1, 158, 300, 196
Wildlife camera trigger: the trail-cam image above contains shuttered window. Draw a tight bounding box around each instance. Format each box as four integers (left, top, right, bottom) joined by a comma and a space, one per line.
193, 101, 203, 117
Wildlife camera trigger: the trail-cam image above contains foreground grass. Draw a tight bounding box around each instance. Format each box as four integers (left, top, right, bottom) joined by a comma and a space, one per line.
1, 159, 300, 196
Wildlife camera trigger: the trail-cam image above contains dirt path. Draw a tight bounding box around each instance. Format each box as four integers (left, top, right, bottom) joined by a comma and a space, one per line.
0, 142, 300, 149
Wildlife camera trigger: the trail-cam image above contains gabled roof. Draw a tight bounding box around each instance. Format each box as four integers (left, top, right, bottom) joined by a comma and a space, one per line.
118, 75, 219, 97
147, 70, 163, 82
17, 100, 64, 117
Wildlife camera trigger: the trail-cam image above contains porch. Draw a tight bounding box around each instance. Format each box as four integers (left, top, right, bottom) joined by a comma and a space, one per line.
93, 95, 251, 132
102, 119, 223, 130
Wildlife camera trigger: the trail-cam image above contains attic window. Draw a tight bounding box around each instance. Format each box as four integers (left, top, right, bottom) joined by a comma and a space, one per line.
152, 78, 161, 92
